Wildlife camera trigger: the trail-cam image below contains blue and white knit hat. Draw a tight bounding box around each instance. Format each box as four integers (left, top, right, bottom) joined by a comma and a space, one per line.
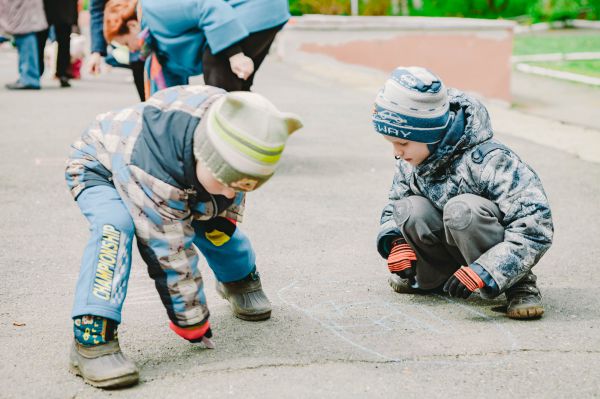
373, 67, 451, 144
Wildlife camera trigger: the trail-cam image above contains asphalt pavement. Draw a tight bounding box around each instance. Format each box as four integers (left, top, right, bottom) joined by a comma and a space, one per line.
1, 43, 599, 398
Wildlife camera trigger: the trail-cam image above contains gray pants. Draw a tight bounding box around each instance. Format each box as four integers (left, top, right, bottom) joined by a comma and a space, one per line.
394, 194, 504, 290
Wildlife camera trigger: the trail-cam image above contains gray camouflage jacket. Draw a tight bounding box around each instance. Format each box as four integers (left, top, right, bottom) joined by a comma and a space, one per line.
377, 89, 554, 296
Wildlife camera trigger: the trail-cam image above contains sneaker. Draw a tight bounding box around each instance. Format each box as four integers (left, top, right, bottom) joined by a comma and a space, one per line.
505, 272, 544, 319
388, 274, 444, 295
69, 340, 139, 389
389, 274, 422, 294
5, 81, 40, 90
216, 270, 272, 321
58, 76, 71, 88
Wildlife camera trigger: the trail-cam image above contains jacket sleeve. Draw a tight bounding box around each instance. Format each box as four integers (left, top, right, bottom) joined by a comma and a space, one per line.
194, 0, 248, 55
377, 161, 415, 258
65, 115, 116, 200
118, 165, 210, 328
130, 199, 210, 327
474, 151, 554, 295
89, 0, 108, 55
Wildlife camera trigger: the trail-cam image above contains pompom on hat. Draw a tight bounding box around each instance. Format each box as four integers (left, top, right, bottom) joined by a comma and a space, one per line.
194, 92, 303, 192
373, 66, 451, 145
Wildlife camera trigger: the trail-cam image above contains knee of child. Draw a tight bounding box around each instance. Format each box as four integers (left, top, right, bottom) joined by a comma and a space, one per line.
393, 196, 431, 228
443, 195, 475, 231
99, 213, 135, 238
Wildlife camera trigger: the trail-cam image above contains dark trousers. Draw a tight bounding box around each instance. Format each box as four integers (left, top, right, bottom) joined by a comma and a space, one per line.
37, 24, 71, 78
104, 53, 145, 101
202, 24, 283, 92
130, 60, 145, 101
394, 194, 504, 290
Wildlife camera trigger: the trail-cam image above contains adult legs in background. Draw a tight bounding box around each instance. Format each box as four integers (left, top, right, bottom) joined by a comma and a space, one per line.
130, 60, 146, 101
54, 23, 72, 87
6, 32, 42, 90
36, 29, 48, 78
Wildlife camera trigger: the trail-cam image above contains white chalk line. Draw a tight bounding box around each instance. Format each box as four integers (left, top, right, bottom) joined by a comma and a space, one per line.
277, 280, 521, 366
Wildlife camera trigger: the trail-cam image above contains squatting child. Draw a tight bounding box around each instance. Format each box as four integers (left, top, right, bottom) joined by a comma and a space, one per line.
374, 67, 553, 319
65, 85, 302, 388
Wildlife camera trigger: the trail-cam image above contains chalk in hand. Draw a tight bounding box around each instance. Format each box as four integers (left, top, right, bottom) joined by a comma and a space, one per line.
201, 336, 215, 349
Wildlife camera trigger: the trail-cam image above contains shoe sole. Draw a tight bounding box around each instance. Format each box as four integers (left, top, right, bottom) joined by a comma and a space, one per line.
233, 310, 272, 321
216, 286, 272, 321
507, 306, 544, 320
69, 363, 139, 389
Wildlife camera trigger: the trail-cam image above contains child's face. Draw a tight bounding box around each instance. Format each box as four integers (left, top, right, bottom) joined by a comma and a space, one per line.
384, 136, 430, 166
113, 20, 142, 52
196, 162, 236, 199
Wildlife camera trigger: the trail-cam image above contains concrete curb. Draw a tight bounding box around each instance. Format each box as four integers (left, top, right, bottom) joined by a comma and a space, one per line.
487, 105, 600, 163
514, 63, 600, 86
515, 19, 600, 34
512, 52, 600, 63
287, 14, 516, 31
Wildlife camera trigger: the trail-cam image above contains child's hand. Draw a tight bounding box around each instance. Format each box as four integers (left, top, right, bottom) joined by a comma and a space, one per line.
169, 321, 215, 348
387, 237, 417, 278
88, 52, 102, 75
443, 266, 485, 298
229, 52, 254, 80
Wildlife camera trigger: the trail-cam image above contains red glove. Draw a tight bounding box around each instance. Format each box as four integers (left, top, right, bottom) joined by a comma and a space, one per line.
169, 321, 214, 348
387, 238, 417, 279
443, 266, 485, 298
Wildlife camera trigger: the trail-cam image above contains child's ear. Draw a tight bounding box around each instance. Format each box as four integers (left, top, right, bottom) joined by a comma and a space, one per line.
283, 113, 303, 135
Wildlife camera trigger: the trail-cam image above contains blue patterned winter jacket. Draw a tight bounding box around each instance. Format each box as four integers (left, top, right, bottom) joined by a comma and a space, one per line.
377, 89, 554, 297
66, 86, 245, 327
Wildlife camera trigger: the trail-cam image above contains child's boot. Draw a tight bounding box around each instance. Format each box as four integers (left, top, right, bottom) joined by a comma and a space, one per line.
505, 272, 544, 319
389, 274, 422, 294
69, 315, 139, 388
216, 269, 272, 321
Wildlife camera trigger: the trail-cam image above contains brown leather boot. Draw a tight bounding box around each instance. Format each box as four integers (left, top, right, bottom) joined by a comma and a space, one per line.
505, 272, 544, 319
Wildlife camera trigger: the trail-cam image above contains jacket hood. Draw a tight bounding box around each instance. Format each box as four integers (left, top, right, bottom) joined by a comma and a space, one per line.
416, 89, 494, 177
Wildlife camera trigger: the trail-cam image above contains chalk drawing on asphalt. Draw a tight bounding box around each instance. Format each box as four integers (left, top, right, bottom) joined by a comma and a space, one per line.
277, 280, 520, 365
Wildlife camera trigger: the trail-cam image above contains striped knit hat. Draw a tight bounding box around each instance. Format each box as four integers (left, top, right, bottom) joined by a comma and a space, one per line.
194, 92, 303, 192
373, 67, 451, 145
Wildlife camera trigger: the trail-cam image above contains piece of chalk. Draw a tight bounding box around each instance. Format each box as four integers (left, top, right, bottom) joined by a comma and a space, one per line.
202, 336, 215, 349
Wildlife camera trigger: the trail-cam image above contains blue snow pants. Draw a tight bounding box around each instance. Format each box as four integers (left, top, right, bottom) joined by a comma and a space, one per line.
72, 185, 255, 323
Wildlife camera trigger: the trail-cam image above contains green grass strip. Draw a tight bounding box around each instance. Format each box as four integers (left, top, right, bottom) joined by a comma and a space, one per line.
514, 32, 600, 55
529, 60, 600, 78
